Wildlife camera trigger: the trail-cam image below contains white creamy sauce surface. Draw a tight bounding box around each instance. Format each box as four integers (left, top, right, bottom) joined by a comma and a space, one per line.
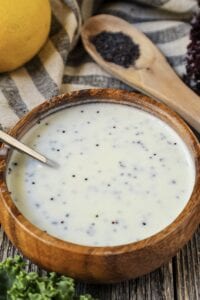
7, 102, 195, 246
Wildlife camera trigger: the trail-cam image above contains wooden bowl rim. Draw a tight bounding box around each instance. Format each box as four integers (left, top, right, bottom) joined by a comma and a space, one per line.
0, 88, 199, 256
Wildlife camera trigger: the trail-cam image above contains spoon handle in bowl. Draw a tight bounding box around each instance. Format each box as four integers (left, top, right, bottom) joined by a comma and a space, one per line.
0, 130, 57, 167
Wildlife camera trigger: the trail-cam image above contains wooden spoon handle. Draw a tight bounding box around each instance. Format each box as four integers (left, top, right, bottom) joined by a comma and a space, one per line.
129, 59, 200, 133
112, 51, 200, 132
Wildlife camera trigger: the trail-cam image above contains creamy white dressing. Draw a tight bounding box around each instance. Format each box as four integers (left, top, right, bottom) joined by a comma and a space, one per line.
6, 103, 195, 246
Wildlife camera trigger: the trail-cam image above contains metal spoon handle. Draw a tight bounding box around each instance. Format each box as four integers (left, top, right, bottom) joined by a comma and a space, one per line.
0, 130, 57, 167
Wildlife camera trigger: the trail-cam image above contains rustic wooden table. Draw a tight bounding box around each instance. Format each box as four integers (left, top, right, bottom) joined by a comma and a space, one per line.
0, 225, 199, 299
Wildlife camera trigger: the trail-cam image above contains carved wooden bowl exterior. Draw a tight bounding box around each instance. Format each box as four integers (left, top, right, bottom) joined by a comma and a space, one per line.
0, 89, 199, 283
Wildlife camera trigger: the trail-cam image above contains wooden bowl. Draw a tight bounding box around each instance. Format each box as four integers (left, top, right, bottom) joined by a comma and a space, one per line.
0, 89, 199, 283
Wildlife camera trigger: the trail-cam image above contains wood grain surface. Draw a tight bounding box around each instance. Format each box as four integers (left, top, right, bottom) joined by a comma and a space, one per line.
0, 226, 199, 299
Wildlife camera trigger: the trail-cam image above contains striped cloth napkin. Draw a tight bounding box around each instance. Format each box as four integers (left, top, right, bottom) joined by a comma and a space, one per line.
0, 0, 198, 131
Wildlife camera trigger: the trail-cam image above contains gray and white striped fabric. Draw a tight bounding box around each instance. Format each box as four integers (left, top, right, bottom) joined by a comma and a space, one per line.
0, 0, 198, 131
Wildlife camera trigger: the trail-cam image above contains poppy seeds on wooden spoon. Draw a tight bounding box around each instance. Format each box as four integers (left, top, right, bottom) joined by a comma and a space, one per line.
90, 31, 140, 68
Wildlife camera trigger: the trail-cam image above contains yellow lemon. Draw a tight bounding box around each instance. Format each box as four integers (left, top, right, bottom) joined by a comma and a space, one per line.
0, 0, 51, 73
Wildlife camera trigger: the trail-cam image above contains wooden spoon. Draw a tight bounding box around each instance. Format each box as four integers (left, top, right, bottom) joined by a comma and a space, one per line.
81, 14, 200, 133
